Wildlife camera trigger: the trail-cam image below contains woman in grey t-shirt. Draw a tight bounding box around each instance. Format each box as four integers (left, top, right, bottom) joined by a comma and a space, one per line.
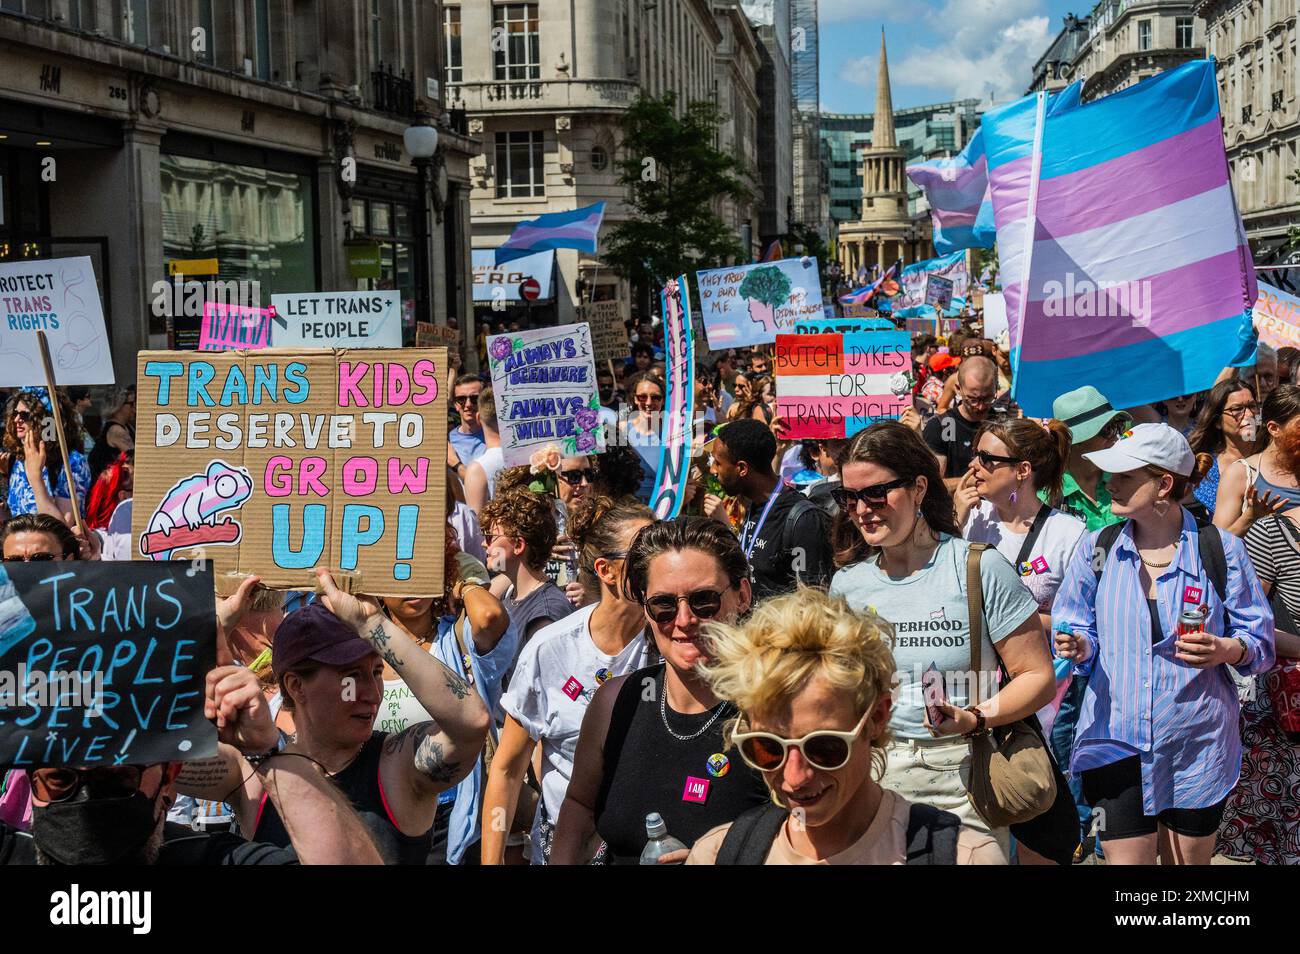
826, 422, 1055, 857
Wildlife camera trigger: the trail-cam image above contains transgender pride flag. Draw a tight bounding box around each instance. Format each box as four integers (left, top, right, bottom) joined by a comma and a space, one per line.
985, 61, 1255, 417
495, 202, 606, 265
909, 84, 1080, 257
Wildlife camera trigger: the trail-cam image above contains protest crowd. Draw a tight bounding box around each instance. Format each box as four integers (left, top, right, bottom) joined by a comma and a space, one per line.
1, 59, 1299, 871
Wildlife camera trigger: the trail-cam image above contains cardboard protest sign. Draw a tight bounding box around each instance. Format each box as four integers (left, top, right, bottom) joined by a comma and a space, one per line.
199, 301, 275, 352
903, 316, 961, 335
982, 292, 1009, 341
793, 317, 895, 334
581, 301, 629, 365
925, 275, 955, 310
843, 304, 880, 319
415, 321, 460, 349
269, 291, 401, 349
696, 257, 824, 349
1254, 282, 1300, 351
487, 323, 605, 466
649, 276, 696, 520
897, 252, 969, 314
132, 348, 448, 596
775, 331, 911, 439
0, 562, 218, 767
0, 256, 114, 386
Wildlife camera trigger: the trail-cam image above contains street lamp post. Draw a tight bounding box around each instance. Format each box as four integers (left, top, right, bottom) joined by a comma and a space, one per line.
404, 118, 439, 330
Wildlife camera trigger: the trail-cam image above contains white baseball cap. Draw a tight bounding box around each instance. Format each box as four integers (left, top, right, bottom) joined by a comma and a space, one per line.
1082, 422, 1195, 477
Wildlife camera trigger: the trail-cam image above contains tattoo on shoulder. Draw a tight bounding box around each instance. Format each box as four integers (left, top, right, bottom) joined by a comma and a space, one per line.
366, 620, 402, 668
439, 660, 471, 700
382, 721, 432, 756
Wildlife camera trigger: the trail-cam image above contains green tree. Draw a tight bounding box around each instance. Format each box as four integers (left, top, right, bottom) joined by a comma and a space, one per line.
604, 92, 752, 314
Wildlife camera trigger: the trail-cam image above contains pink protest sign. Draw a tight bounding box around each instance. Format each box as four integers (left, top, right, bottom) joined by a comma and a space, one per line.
199, 301, 276, 351
775, 330, 911, 439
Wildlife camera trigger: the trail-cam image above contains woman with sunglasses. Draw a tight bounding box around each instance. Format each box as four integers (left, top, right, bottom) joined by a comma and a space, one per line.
1212, 384, 1300, 537
545, 455, 598, 590
482, 494, 657, 864
1, 388, 89, 525
549, 518, 769, 864
1186, 379, 1262, 520
957, 417, 1086, 865
685, 588, 1006, 864
1053, 424, 1274, 865
826, 421, 1055, 856
622, 372, 665, 504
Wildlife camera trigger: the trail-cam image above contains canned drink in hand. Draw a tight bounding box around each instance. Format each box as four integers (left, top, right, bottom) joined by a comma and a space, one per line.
1178, 606, 1207, 636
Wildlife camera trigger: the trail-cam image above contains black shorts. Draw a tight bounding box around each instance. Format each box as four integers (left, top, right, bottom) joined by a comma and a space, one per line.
1081, 757, 1226, 841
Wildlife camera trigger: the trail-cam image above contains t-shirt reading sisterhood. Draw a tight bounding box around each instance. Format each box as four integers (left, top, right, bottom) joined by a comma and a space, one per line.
828, 534, 1038, 741
499, 604, 658, 862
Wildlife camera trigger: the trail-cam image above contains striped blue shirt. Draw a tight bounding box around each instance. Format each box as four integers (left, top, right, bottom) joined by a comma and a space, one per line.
1052, 509, 1275, 815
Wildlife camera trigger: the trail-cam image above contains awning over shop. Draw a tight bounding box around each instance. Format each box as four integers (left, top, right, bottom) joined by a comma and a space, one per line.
471, 248, 555, 303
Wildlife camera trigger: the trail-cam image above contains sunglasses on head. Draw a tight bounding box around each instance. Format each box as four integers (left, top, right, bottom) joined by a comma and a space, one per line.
830, 476, 913, 508
732, 708, 874, 772
644, 588, 724, 624
558, 467, 596, 485
31, 765, 146, 803
3, 552, 59, 562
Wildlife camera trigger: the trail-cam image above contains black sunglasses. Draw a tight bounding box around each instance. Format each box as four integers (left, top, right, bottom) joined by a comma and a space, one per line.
558, 468, 596, 485
31, 765, 146, 803
453, 395, 479, 406
3, 552, 59, 562
12, 410, 33, 424
644, 589, 725, 624
973, 449, 1019, 469
831, 477, 913, 508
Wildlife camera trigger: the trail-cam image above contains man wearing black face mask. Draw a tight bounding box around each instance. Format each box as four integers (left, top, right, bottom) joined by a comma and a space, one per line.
0, 666, 383, 865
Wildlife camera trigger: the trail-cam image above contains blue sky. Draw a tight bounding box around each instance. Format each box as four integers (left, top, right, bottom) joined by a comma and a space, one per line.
818, 0, 1086, 114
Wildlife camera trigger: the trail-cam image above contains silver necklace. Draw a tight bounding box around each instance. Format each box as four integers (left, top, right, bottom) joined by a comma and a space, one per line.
659, 684, 730, 741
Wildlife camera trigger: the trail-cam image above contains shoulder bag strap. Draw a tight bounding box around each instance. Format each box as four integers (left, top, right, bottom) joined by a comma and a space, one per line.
715, 803, 789, 866
966, 543, 988, 705
905, 803, 962, 865
1014, 504, 1053, 568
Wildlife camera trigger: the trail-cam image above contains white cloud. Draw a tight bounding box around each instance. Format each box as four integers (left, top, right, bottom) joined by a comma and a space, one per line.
895, 14, 1051, 102
838, 54, 875, 90
819, 0, 894, 23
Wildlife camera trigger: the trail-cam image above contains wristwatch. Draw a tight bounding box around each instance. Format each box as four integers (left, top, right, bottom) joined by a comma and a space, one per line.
962, 705, 988, 739
1232, 637, 1249, 667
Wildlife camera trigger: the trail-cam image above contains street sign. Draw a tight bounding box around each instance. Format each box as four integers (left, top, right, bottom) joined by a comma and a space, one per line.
520, 278, 542, 301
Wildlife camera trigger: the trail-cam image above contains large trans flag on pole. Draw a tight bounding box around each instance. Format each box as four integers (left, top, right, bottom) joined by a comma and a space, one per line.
908, 83, 1080, 257
984, 61, 1255, 417
495, 202, 606, 265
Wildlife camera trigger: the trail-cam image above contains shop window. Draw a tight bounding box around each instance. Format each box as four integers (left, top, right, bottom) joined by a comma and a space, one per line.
493, 3, 540, 82
369, 202, 393, 236
495, 130, 545, 198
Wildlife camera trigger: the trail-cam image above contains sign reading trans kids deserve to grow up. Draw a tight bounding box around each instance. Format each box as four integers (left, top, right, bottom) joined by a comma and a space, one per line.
0, 561, 218, 767
774, 331, 911, 439
132, 348, 448, 596
696, 257, 824, 350
487, 323, 606, 466
0, 256, 114, 386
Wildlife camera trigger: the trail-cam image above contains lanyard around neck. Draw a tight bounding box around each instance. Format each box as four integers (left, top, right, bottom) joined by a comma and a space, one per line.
742, 488, 782, 559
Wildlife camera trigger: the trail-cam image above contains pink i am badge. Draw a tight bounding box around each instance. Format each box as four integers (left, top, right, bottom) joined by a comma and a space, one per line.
561, 677, 583, 701
1030, 556, 1050, 575
1183, 586, 1203, 606
682, 776, 710, 803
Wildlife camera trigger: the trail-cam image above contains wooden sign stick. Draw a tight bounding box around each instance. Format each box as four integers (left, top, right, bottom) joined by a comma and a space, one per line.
35, 330, 88, 539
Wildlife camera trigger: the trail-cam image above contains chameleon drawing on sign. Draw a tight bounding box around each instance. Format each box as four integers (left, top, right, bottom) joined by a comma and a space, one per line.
140, 461, 254, 560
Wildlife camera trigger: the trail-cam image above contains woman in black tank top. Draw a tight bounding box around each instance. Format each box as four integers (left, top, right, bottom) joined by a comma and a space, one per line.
253, 732, 431, 865
550, 518, 769, 864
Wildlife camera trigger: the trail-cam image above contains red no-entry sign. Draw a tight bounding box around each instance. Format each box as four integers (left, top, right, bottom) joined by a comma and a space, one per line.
520, 278, 541, 301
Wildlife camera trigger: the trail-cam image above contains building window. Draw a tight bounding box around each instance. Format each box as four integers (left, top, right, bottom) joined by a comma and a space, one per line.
253, 0, 271, 80
589, 145, 608, 172
1138, 20, 1152, 52
445, 7, 462, 85
370, 0, 383, 68
495, 130, 545, 197
197, 0, 215, 64
1176, 17, 1193, 49
68, 0, 93, 29
493, 3, 540, 82
1, 0, 50, 17
122, 0, 163, 46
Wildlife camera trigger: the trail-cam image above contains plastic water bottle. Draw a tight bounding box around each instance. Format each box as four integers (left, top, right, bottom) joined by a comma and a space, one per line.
639, 812, 689, 865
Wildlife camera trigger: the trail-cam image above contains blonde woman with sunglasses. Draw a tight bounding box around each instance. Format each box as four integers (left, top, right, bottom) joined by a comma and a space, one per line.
685, 589, 1005, 864
550, 518, 769, 864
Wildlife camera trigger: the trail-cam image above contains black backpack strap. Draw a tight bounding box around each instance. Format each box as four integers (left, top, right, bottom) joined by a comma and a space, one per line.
1014, 504, 1053, 568
1193, 516, 1228, 605
905, 803, 962, 865
715, 803, 789, 865
1092, 521, 1126, 583
780, 495, 825, 555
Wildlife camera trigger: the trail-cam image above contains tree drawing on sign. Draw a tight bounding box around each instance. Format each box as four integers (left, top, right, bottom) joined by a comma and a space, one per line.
738, 266, 792, 335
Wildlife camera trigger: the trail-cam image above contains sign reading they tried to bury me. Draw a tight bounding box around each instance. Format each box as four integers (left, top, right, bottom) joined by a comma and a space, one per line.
132, 348, 448, 596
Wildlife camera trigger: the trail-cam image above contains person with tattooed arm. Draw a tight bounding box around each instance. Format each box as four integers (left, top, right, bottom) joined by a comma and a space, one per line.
175, 568, 491, 864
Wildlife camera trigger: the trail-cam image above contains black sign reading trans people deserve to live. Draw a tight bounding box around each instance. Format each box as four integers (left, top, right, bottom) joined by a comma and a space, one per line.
0, 562, 217, 767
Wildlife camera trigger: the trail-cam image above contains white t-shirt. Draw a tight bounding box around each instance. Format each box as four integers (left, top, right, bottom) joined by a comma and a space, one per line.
498, 603, 658, 862
472, 445, 506, 502
963, 500, 1086, 610
448, 501, 486, 562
